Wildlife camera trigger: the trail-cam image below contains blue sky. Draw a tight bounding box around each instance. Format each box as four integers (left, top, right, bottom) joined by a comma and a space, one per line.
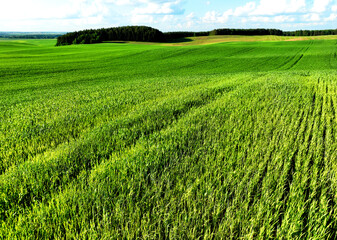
1, 0, 337, 32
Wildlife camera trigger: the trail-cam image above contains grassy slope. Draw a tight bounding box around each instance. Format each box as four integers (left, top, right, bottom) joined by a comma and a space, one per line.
1, 37, 337, 239
166, 35, 337, 46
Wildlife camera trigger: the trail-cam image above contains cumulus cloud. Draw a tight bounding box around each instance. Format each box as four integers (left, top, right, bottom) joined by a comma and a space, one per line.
104, 0, 133, 5
251, 0, 306, 15
2, 0, 337, 33
249, 16, 271, 22
197, 0, 337, 29
302, 13, 321, 21
311, 0, 332, 13
0, 0, 109, 21
233, 2, 256, 16
129, 0, 184, 24
131, 14, 154, 24
248, 15, 296, 23
71, 0, 109, 18
200, 0, 307, 25
281, 22, 325, 29
202, 10, 233, 23
325, 13, 337, 21
132, 0, 183, 15
274, 15, 296, 22
201, 2, 256, 24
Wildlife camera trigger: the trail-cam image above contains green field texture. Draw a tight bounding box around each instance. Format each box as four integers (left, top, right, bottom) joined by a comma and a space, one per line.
1, 37, 337, 239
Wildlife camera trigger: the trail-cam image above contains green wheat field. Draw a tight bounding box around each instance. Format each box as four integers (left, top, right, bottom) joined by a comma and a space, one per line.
1, 36, 337, 239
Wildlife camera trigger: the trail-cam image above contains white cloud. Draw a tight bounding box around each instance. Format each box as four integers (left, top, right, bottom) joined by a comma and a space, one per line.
0, 0, 109, 21
105, 0, 132, 5
325, 13, 337, 21
186, 12, 195, 19
241, 18, 248, 23
185, 12, 195, 28
312, 0, 332, 13
186, 21, 193, 28
74, 0, 109, 18
2, 0, 337, 32
162, 15, 175, 22
252, 0, 306, 15
250, 16, 271, 22
200, 0, 306, 26
202, 9, 233, 23
283, 22, 324, 28
248, 15, 296, 23
131, 14, 154, 24
129, 0, 184, 26
303, 13, 321, 21
131, 0, 183, 15
274, 15, 296, 22
202, 11, 218, 23
233, 2, 256, 16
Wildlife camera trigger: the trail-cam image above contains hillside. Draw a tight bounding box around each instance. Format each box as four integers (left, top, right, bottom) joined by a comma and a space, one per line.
56, 26, 337, 46
1, 37, 337, 238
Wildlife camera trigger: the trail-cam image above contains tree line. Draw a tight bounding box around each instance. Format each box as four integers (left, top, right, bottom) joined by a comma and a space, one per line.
210, 28, 284, 36
56, 26, 165, 46
166, 28, 337, 38
0, 32, 62, 39
284, 29, 337, 36
56, 26, 337, 46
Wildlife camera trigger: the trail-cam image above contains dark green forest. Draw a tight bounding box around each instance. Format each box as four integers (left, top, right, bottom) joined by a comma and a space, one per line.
284, 29, 337, 36
56, 26, 165, 46
56, 26, 337, 46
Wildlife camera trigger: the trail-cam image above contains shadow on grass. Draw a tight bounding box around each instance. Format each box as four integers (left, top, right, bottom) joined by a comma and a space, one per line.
104, 41, 127, 44
103, 38, 193, 44
166, 38, 193, 43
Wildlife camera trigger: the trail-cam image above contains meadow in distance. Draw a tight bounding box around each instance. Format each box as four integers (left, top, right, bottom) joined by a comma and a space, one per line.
1, 32, 337, 239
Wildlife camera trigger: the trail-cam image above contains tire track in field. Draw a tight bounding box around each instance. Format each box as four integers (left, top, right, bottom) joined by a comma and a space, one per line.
325, 182, 337, 240
277, 41, 312, 70
4, 77, 288, 237
0, 73, 246, 174
210, 85, 305, 237
300, 79, 331, 238
246, 144, 275, 211
276, 105, 310, 234
294, 84, 320, 235
225, 47, 255, 57
312, 83, 337, 239
1, 78, 215, 173
287, 54, 304, 69
245, 104, 287, 212
287, 41, 313, 70
324, 90, 337, 239
301, 100, 322, 235
329, 47, 337, 68
0, 78, 247, 221
0, 77, 258, 234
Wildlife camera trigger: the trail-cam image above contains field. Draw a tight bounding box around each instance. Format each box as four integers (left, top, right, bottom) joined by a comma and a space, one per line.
1, 36, 337, 239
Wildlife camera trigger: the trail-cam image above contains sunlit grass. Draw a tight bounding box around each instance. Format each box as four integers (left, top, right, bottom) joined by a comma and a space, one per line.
1, 37, 337, 238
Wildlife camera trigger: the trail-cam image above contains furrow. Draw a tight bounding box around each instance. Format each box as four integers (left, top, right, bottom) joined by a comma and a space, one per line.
0, 81, 243, 237
0, 80, 242, 222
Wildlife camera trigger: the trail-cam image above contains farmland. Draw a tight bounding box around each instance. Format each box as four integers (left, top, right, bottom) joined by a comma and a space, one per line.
1, 36, 337, 238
